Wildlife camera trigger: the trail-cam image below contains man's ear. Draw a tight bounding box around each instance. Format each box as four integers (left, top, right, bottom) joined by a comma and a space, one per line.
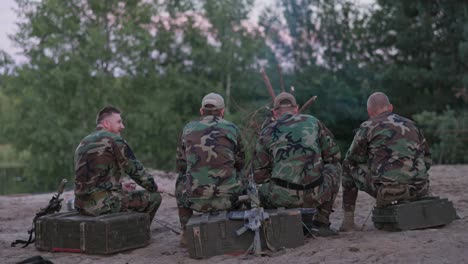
293, 106, 299, 114
200, 108, 204, 116
272, 109, 279, 119
367, 107, 374, 118
220, 108, 225, 117
388, 104, 394, 112
101, 119, 110, 130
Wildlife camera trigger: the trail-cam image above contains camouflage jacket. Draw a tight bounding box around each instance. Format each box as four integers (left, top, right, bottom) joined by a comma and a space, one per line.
253, 113, 341, 185
176, 115, 245, 199
344, 112, 432, 183
74, 128, 157, 198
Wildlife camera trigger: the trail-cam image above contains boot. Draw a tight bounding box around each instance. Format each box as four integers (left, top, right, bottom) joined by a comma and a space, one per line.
177, 207, 192, 248
339, 210, 356, 232
340, 187, 358, 232
179, 230, 187, 248
309, 221, 339, 237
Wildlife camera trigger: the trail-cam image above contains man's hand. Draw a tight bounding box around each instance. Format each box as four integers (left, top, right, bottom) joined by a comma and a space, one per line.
157, 185, 168, 194
122, 181, 137, 191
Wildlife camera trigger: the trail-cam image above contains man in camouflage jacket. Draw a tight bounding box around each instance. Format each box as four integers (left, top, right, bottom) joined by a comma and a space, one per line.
253, 92, 342, 236
74, 106, 162, 221
175, 93, 246, 231
340, 92, 432, 231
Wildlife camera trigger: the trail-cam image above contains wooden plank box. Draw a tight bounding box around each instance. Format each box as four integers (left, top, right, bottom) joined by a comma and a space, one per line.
372, 197, 458, 231
35, 211, 150, 254
186, 208, 304, 259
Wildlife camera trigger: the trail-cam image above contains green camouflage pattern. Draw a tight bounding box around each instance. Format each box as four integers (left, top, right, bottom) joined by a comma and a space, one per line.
342, 112, 432, 196
74, 128, 161, 219
175, 115, 246, 216
258, 166, 340, 224
253, 113, 342, 223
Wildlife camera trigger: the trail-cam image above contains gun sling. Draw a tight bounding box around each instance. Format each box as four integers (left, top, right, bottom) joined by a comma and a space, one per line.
272, 175, 323, 191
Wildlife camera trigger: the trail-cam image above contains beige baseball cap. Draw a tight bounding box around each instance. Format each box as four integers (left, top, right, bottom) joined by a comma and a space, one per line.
273, 92, 297, 109
201, 93, 225, 110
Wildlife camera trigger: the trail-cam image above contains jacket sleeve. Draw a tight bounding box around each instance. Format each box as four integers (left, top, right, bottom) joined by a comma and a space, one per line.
253, 133, 272, 184
234, 130, 246, 180
116, 138, 158, 192
175, 130, 187, 176
319, 121, 341, 164
419, 129, 432, 170
344, 126, 369, 166
319, 121, 342, 178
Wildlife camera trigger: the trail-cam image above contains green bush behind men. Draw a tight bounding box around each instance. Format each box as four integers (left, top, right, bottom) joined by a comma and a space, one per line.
74, 106, 162, 221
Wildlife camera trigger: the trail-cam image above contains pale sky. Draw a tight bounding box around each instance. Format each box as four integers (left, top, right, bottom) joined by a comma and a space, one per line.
0, 0, 373, 63
0, 0, 20, 60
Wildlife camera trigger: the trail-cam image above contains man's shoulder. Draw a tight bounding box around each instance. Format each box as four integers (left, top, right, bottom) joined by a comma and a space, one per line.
185, 116, 239, 131
371, 113, 417, 130
219, 118, 240, 128
391, 113, 415, 124
80, 129, 125, 147
280, 113, 321, 128
298, 113, 318, 120
260, 114, 316, 135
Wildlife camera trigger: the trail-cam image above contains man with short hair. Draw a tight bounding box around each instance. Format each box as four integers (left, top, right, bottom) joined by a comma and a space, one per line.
253, 92, 342, 236
175, 93, 246, 232
340, 92, 431, 231
74, 106, 162, 221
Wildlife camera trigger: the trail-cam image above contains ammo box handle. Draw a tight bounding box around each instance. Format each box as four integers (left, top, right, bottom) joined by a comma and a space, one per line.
80, 222, 86, 252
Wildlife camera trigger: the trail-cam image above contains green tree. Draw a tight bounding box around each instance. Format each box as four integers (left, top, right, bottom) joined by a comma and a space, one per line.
364, 1, 468, 116
2, 0, 275, 192
3, 0, 166, 191
259, 0, 372, 150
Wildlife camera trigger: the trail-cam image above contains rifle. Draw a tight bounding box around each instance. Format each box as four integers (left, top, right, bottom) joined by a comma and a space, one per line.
229, 163, 271, 255
11, 179, 67, 248
153, 218, 182, 235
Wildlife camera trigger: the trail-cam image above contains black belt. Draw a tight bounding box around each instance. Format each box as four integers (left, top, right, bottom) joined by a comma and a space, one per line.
272, 176, 323, 191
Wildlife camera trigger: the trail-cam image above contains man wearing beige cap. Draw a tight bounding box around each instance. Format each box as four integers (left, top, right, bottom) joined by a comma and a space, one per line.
175, 93, 246, 245
253, 92, 342, 236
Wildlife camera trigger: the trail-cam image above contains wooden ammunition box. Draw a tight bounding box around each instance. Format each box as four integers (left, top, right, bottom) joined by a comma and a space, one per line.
35, 211, 150, 254
186, 208, 304, 259
372, 197, 458, 231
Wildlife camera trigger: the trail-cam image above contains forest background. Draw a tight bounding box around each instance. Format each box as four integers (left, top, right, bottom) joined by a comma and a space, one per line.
0, 0, 466, 194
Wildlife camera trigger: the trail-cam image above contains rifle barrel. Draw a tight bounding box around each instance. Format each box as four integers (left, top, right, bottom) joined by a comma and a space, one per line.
57, 179, 67, 195
299, 96, 318, 113
261, 68, 276, 100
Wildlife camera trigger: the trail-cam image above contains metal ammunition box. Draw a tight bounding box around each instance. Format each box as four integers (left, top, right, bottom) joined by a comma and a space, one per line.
186, 208, 304, 259
372, 197, 458, 231
35, 211, 150, 254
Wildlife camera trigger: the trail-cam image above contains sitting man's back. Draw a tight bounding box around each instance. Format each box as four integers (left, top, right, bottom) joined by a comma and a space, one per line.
340, 92, 431, 231
175, 93, 246, 233
74, 106, 162, 221
253, 92, 342, 236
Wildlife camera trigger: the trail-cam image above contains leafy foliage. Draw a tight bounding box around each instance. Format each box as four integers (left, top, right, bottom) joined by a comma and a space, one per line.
1, 0, 468, 193
1, 0, 274, 192
414, 109, 468, 164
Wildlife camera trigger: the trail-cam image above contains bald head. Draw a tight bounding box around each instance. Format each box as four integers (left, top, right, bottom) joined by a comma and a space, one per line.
367, 92, 393, 118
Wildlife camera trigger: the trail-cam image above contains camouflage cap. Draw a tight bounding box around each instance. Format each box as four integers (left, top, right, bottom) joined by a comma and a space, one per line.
201, 93, 225, 110
273, 92, 297, 109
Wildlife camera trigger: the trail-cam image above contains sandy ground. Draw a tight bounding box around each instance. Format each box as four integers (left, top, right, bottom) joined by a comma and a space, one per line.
1, 165, 467, 264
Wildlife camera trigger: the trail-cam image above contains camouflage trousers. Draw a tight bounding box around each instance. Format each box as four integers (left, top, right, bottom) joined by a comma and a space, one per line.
342, 163, 430, 207
175, 173, 245, 228
258, 168, 341, 225
75, 190, 162, 221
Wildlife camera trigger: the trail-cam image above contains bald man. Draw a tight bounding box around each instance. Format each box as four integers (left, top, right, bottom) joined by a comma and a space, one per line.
340, 92, 432, 231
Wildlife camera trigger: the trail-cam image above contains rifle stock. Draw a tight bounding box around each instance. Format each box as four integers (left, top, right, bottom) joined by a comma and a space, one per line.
232, 162, 269, 255
11, 178, 67, 248
57, 179, 67, 195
